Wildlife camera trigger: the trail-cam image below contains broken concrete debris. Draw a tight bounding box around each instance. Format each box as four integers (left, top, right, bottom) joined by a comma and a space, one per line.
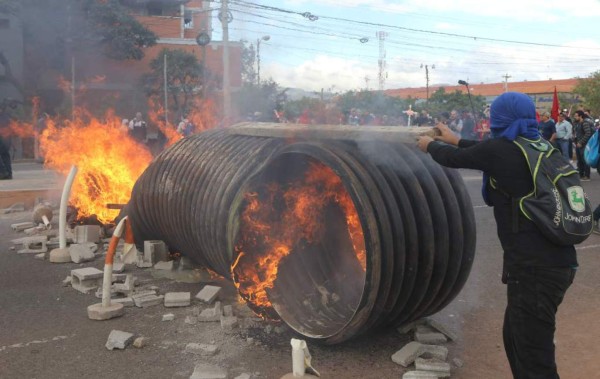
195, 285, 221, 304
11, 222, 35, 232
105, 330, 134, 350
112, 262, 125, 273
154, 260, 174, 270
198, 301, 222, 322
71, 267, 103, 294
391, 341, 423, 367
34, 252, 45, 260
74, 225, 101, 244
132, 291, 164, 308
164, 292, 191, 307
452, 358, 464, 368
223, 305, 233, 317
189, 363, 227, 379
185, 343, 219, 356
3, 202, 25, 214
62, 276, 71, 287
234, 374, 251, 379
414, 358, 451, 377
133, 337, 147, 348
425, 318, 458, 342
185, 316, 198, 325
111, 297, 134, 307
402, 371, 440, 379
49, 248, 71, 263
420, 344, 449, 361
137, 240, 169, 268
415, 331, 448, 345
162, 313, 175, 322
87, 302, 125, 321
17, 236, 48, 254
69, 243, 95, 263
220, 315, 239, 331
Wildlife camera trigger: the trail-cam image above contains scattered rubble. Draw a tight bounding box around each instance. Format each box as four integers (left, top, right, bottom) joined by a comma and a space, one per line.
414, 358, 451, 377
223, 305, 233, 317
189, 363, 227, 379
105, 330, 134, 350
133, 337, 147, 348
162, 313, 175, 322
154, 260, 174, 270
62, 276, 71, 287
87, 302, 125, 320
234, 374, 251, 379
185, 342, 219, 356
425, 318, 458, 342
452, 358, 464, 368
196, 285, 221, 304
111, 297, 134, 307
112, 262, 125, 273
164, 292, 191, 307
71, 267, 103, 294
34, 253, 45, 260
391, 341, 423, 367
198, 302, 222, 322
17, 236, 48, 254
185, 316, 198, 325
132, 291, 164, 308
49, 248, 71, 263
402, 371, 440, 379
420, 344, 448, 361
137, 240, 168, 268
11, 222, 35, 232
74, 225, 101, 244
69, 243, 96, 263
220, 315, 239, 331
2, 202, 25, 214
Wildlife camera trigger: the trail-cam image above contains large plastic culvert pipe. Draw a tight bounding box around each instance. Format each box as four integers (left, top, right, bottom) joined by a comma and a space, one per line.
127, 125, 476, 344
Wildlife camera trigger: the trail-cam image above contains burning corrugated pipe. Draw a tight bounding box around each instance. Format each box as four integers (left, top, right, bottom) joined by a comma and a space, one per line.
127, 124, 476, 344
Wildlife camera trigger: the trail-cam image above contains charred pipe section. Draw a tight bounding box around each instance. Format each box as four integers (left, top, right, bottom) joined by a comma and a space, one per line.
127, 124, 476, 344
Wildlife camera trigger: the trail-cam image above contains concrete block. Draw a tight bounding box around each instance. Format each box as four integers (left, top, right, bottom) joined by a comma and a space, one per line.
142, 240, 168, 266
24, 225, 45, 235
420, 344, 448, 361
34, 253, 45, 260
415, 331, 447, 345
223, 305, 233, 317
416, 324, 437, 333
62, 276, 71, 287
69, 244, 95, 263
162, 313, 175, 322
75, 225, 101, 244
426, 318, 458, 342
196, 285, 221, 304
220, 316, 238, 331
452, 358, 464, 368
133, 337, 147, 348
164, 292, 191, 307
185, 343, 219, 356
397, 320, 424, 335
49, 248, 71, 263
178, 256, 198, 270
112, 297, 134, 307
391, 341, 424, 367
234, 374, 251, 379
185, 316, 198, 325
105, 330, 134, 350
87, 303, 125, 320
414, 358, 451, 376
198, 302, 222, 322
71, 267, 104, 294
133, 294, 164, 308
11, 222, 35, 231
189, 363, 227, 379
17, 236, 48, 254
154, 260, 174, 270
113, 274, 136, 296
402, 371, 440, 379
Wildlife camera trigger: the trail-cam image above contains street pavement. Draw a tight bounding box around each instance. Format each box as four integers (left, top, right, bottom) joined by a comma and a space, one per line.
0, 164, 599, 379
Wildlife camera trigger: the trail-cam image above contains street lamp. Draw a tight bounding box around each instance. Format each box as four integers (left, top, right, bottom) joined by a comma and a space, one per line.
420, 64, 435, 101
196, 31, 211, 98
257, 35, 270, 86
458, 79, 478, 123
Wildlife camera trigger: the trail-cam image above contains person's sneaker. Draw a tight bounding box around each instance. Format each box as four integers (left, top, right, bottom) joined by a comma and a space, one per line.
581, 176, 591, 181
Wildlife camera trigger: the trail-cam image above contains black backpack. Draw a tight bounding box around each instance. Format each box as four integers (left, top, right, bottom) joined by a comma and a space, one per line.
512, 136, 593, 245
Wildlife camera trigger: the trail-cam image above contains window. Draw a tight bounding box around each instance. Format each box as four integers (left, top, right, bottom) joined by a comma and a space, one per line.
184, 10, 193, 29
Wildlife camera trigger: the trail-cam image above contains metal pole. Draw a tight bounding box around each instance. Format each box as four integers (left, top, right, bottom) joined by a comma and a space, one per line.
71, 56, 75, 121
202, 45, 207, 99
425, 65, 429, 102
222, 0, 231, 121
257, 38, 261, 86
164, 53, 168, 125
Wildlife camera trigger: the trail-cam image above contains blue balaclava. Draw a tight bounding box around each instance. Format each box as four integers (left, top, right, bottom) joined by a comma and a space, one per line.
482, 92, 540, 205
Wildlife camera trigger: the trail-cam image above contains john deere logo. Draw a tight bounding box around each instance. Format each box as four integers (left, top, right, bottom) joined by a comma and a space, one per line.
568, 186, 586, 213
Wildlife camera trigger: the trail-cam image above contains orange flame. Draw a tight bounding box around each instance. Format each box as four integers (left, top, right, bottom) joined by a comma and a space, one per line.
38, 109, 153, 223
232, 162, 366, 318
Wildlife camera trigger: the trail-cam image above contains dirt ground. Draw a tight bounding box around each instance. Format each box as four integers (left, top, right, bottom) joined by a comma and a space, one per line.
1, 171, 599, 379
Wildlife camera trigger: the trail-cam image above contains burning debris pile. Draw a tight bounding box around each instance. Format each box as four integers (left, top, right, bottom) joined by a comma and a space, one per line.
126, 124, 476, 344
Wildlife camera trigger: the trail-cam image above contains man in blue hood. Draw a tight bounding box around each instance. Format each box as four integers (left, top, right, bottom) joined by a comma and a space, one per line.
417, 92, 577, 379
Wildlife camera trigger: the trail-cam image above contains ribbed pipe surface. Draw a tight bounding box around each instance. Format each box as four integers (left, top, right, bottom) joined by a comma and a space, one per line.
127, 128, 475, 344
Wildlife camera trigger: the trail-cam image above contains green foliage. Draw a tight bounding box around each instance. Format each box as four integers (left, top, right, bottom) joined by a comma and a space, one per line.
233, 80, 281, 121
335, 90, 407, 117
142, 48, 204, 115
573, 72, 600, 115
85, 0, 157, 60
421, 87, 486, 116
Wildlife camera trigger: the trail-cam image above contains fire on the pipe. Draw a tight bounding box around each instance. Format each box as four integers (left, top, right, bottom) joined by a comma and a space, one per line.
231, 161, 366, 320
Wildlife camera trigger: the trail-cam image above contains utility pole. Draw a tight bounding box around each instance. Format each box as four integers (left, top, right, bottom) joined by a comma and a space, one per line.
164, 53, 168, 125
502, 73, 511, 92
221, 0, 231, 122
420, 64, 435, 101
376, 31, 388, 91
364, 76, 370, 90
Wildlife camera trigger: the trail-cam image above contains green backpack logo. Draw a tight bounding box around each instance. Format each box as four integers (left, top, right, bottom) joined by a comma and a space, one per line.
568, 186, 586, 213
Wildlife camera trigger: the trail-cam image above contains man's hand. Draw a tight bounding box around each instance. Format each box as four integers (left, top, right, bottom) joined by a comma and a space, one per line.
434, 122, 460, 146
417, 136, 434, 153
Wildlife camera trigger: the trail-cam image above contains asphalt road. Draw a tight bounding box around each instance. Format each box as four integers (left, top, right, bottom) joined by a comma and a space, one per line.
0, 166, 599, 379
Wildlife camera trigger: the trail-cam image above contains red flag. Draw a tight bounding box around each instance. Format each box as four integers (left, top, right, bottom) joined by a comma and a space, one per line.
551, 86, 559, 122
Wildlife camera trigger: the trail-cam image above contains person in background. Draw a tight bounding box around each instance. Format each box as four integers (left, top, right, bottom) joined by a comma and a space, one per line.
572, 110, 594, 181
128, 112, 147, 143
448, 110, 463, 137
474, 113, 491, 140
461, 111, 476, 139
593, 204, 600, 234
0, 107, 12, 180
538, 111, 556, 144
555, 113, 573, 161
416, 92, 577, 379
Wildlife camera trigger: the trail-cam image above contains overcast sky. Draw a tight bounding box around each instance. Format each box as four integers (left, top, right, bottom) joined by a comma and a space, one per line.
214, 0, 600, 92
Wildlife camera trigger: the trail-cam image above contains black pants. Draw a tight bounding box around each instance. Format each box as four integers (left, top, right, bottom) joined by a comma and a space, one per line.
0, 136, 11, 177
503, 266, 575, 379
575, 146, 590, 178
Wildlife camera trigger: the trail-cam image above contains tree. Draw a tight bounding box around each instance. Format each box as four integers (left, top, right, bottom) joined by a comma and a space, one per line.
233, 79, 281, 121
84, 0, 158, 60
573, 72, 600, 115
240, 41, 257, 86
142, 48, 204, 116
422, 87, 486, 117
